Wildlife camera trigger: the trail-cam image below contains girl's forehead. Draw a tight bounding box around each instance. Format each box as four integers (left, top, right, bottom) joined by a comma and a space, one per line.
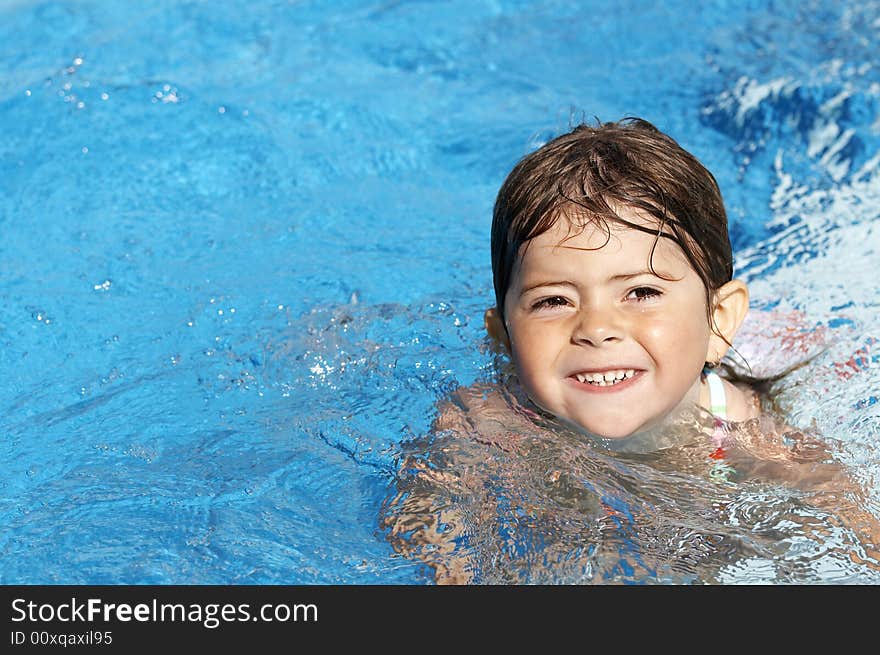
515, 212, 693, 274
527, 214, 668, 253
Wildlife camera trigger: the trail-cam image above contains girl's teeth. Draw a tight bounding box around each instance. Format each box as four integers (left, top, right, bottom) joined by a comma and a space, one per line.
575, 369, 636, 386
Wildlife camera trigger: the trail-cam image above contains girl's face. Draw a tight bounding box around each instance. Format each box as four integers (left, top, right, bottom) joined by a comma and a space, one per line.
502, 211, 716, 439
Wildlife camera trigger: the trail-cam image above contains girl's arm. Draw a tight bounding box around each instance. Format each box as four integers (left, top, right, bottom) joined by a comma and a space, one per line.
380, 384, 538, 584
731, 418, 880, 568
379, 388, 492, 585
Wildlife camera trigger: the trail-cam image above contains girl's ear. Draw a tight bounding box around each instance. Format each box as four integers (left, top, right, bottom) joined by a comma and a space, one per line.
707, 279, 750, 363
484, 307, 511, 352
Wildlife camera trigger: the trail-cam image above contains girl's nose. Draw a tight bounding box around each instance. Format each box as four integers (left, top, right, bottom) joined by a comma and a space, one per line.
570, 304, 624, 346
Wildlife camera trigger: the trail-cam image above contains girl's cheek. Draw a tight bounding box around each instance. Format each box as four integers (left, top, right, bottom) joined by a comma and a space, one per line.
647, 311, 705, 340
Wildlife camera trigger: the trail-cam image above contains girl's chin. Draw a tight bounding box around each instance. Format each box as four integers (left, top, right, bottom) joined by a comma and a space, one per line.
555, 415, 647, 440
552, 407, 704, 452
526, 393, 696, 440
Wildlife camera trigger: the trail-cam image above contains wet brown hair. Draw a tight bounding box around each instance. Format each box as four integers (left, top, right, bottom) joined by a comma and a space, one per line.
491, 117, 732, 333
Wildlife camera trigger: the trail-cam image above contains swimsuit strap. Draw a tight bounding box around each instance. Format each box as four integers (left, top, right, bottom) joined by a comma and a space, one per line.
703, 367, 734, 483
704, 369, 728, 420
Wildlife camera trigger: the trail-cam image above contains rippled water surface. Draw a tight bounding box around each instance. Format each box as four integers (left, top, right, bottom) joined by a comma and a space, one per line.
1, 0, 878, 583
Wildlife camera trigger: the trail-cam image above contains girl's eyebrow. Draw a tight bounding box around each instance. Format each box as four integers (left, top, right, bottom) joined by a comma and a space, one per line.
520, 280, 578, 294
520, 270, 665, 294
609, 269, 664, 281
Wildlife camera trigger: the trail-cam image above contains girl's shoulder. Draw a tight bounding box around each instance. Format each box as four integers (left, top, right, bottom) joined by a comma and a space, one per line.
719, 377, 762, 422
433, 382, 542, 454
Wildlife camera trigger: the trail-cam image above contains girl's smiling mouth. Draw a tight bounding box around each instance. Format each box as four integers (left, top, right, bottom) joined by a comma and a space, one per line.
567, 368, 644, 392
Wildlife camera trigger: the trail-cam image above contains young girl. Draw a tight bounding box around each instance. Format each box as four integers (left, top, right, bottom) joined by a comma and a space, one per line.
381, 118, 880, 584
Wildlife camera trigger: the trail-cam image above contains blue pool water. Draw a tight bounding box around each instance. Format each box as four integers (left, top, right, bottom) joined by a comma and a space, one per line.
1, 0, 879, 583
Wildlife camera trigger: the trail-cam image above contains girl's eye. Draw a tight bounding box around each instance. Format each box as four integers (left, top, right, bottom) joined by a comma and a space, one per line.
627, 287, 661, 301
531, 296, 570, 311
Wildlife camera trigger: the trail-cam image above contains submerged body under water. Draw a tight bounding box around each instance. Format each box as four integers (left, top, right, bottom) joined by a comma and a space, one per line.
381, 375, 879, 585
